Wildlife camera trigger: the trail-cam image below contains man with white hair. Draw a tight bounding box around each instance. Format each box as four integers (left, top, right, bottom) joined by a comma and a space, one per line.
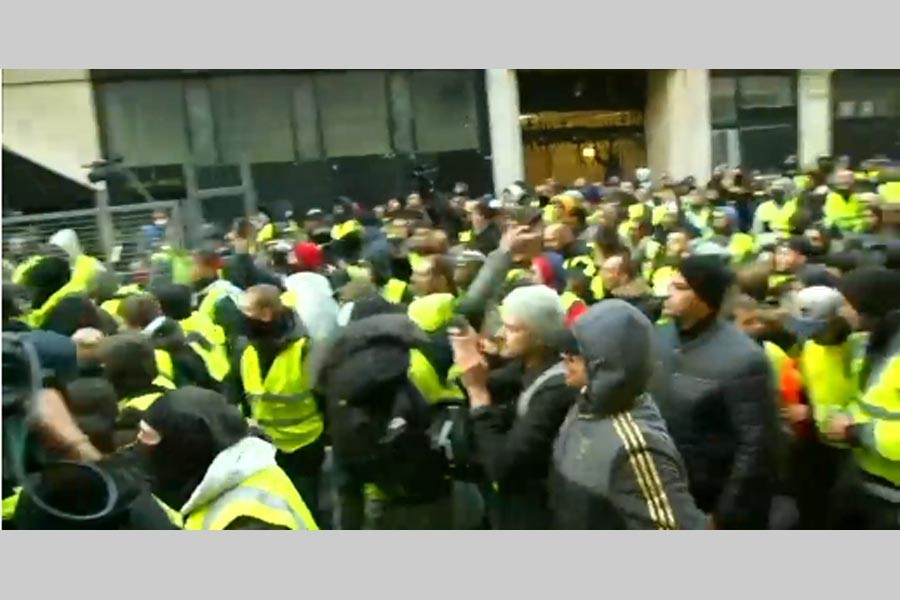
452, 284, 577, 529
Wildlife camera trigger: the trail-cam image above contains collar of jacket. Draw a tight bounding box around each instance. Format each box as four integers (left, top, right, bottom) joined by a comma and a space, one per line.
675, 314, 721, 350
611, 278, 651, 300
179, 436, 277, 515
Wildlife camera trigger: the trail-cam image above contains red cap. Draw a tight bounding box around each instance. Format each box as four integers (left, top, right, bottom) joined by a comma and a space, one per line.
293, 242, 323, 271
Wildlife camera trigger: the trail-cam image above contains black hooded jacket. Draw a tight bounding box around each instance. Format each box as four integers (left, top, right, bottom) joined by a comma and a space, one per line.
318, 314, 450, 509
550, 301, 706, 529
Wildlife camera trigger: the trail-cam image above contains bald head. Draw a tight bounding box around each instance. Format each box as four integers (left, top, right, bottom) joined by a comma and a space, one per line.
242, 284, 284, 323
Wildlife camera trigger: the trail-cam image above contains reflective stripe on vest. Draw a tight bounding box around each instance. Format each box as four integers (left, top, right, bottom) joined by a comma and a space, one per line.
755, 199, 797, 234
12, 255, 44, 285
182, 466, 318, 531
24, 278, 87, 328
382, 278, 409, 304
408, 348, 465, 405
181, 312, 230, 382
590, 275, 605, 301
240, 339, 323, 453
848, 351, 900, 486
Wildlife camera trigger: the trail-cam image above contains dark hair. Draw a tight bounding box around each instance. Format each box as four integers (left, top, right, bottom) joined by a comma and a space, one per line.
151, 284, 193, 321
65, 378, 118, 454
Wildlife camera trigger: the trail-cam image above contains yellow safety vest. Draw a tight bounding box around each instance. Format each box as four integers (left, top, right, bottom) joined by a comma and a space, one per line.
180, 312, 231, 382
331, 220, 362, 241
590, 275, 605, 302
794, 174, 811, 192
197, 280, 243, 324
564, 254, 597, 278
729, 233, 756, 264
651, 265, 678, 297
800, 336, 864, 429
824, 192, 868, 233
408, 348, 465, 405
755, 199, 798, 235
847, 346, 900, 486
408, 293, 455, 333
12, 255, 44, 285
459, 230, 473, 244
240, 339, 323, 453
183, 465, 317, 530
24, 278, 87, 329
119, 389, 167, 413
382, 278, 409, 304
560, 290, 582, 311
70, 254, 104, 290
877, 182, 900, 203
256, 222, 276, 245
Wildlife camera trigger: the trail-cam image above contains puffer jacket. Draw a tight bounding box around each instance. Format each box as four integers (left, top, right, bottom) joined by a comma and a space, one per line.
651, 318, 780, 529
550, 300, 707, 529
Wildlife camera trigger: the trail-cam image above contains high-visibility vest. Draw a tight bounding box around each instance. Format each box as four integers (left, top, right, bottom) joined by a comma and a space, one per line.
459, 230, 473, 244
563, 254, 597, 278
408, 293, 455, 333
119, 389, 167, 413
728, 233, 756, 264
183, 465, 318, 531
755, 199, 798, 235
70, 254, 104, 290
560, 290, 582, 312
824, 192, 868, 233
24, 278, 87, 329
799, 337, 861, 429
240, 339, 323, 453
589, 275, 605, 302
846, 341, 900, 486
408, 348, 465, 405
331, 220, 362, 241
197, 280, 244, 324
794, 174, 811, 192
382, 278, 409, 304
180, 312, 230, 382
256, 222, 276, 245
12, 255, 44, 285
877, 182, 900, 203
651, 265, 678, 297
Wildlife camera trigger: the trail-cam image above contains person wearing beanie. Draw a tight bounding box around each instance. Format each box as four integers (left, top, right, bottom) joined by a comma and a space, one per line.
651, 254, 780, 529
137, 387, 318, 530
452, 284, 577, 529
823, 267, 900, 527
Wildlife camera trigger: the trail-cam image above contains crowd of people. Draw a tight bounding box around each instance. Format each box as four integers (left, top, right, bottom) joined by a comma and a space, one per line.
2, 153, 899, 529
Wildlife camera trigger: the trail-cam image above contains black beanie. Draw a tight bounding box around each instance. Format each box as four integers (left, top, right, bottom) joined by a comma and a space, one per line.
151, 284, 193, 321
839, 267, 900, 319
678, 255, 735, 312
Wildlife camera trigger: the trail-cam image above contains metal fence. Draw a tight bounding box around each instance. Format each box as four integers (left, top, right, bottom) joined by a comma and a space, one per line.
3, 200, 185, 279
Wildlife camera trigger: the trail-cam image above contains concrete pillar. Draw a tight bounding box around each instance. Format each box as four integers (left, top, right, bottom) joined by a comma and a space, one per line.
645, 69, 712, 184
797, 69, 833, 170
485, 69, 525, 195
2, 69, 101, 186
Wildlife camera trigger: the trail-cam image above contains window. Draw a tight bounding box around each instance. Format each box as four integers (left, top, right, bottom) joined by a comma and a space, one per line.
316, 71, 391, 157
99, 80, 190, 166
410, 70, 480, 152
209, 75, 295, 163
710, 77, 737, 125
711, 128, 740, 169
738, 76, 794, 108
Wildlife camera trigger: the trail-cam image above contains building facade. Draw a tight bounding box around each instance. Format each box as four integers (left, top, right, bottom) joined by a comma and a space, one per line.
3, 69, 898, 218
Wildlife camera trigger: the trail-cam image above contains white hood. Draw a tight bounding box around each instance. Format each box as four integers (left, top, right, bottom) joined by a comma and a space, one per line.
180, 436, 277, 515
48, 229, 83, 261
283, 272, 339, 344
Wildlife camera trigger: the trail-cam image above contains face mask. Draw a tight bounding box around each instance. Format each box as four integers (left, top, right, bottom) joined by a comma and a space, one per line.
244, 315, 279, 339
154, 219, 168, 227
771, 190, 786, 202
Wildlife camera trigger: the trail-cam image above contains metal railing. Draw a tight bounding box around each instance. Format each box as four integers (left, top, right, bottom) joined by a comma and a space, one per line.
2, 200, 185, 279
